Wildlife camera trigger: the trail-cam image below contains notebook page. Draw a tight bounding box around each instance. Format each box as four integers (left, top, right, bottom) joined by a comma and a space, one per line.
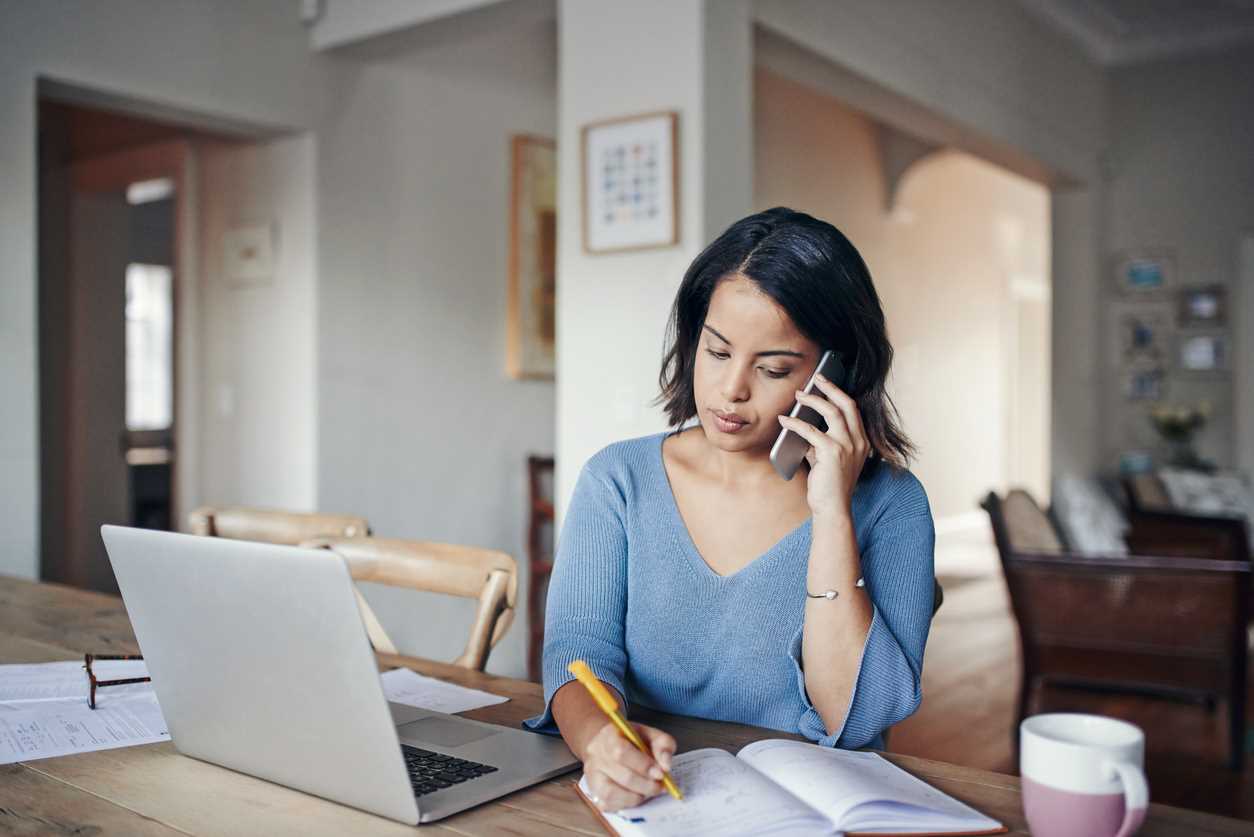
578, 747, 832, 837
738, 740, 1000, 832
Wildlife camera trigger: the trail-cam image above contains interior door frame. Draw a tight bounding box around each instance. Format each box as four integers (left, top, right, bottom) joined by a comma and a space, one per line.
70, 139, 197, 535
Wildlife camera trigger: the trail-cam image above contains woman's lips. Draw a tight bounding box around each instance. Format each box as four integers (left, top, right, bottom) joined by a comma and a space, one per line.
712, 410, 749, 434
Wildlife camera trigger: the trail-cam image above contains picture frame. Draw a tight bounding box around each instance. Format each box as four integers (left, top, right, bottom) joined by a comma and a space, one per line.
581, 110, 679, 254
1110, 300, 1173, 366
1178, 284, 1226, 327
1112, 249, 1174, 296
1118, 449, 1156, 475
507, 135, 557, 380
1121, 364, 1165, 401
1176, 331, 1229, 374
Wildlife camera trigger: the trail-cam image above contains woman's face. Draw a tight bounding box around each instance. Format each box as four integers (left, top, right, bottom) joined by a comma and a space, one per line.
692, 274, 821, 455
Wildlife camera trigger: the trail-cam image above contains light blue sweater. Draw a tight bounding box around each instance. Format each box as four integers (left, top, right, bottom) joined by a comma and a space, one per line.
522, 430, 935, 749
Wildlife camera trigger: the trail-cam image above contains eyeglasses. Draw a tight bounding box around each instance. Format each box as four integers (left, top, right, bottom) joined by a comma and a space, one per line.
83, 653, 151, 709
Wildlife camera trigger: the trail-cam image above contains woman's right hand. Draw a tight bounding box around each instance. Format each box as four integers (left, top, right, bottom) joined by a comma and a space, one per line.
581, 721, 677, 812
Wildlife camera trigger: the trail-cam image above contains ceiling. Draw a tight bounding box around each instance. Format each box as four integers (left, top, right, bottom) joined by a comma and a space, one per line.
1019, 0, 1254, 65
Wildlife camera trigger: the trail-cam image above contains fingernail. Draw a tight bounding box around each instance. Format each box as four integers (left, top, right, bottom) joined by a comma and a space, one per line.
649, 766, 663, 779
816, 373, 827, 381
662, 754, 672, 770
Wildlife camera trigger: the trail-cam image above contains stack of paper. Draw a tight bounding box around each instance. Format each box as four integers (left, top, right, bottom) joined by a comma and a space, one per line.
1, 661, 511, 766
0, 660, 169, 765
380, 667, 510, 713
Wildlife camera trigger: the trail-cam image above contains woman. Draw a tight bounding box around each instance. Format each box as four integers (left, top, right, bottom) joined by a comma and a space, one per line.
522, 207, 935, 812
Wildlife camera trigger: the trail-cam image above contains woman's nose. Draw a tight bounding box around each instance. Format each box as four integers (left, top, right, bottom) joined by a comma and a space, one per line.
720, 364, 751, 403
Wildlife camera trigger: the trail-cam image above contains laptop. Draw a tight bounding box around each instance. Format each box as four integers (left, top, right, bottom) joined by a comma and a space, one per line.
100, 525, 579, 824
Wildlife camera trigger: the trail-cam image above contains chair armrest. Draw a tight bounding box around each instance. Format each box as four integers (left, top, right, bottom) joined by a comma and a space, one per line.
1009, 549, 1250, 574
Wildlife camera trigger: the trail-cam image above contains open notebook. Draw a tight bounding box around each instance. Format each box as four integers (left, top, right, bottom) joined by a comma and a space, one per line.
575, 739, 1005, 836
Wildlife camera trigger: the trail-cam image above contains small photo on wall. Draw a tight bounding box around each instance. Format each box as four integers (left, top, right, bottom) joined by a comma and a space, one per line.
1178, 284, 1226, 327
1112, 301, 1173, 365
1177, 332, 1229, 373
1121, 365, 1165, 401
1113, 250, 1174, 296
582, 111, 678, 254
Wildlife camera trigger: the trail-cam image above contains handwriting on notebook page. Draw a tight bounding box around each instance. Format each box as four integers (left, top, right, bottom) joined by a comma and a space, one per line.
593, 748, 827, 837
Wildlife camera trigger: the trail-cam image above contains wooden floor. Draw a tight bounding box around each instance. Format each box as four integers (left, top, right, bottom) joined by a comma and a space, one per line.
890, 570, 1254, 820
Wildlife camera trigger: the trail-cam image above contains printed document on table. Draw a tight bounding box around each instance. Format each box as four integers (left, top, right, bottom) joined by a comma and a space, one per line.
381, 667, 509, 714
0, 659, 153, 704
0, 691, 169, 764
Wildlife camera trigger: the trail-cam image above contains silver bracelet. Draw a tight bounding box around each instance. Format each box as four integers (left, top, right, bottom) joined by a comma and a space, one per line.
806, 577, 865, 600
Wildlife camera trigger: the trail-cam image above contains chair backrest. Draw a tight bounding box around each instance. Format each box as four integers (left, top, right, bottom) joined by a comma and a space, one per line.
1124, 511, 1248, 562
981, 489, 1248, 691
526, 455, 556, 682
1123, 473, 1173, 513
994, 489, 1064, 555
189, 506, 370, 545
303, 536, 518, 672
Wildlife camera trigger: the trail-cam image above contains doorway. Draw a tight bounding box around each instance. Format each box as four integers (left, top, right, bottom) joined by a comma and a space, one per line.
38, 101, 198, 593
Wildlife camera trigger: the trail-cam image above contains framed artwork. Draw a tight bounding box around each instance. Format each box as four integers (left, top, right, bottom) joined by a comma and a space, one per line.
581, 111, 679, 254
1121, 364, 1165, 401
1112, 249, 1174, 296
1111, 301, 1173, 366
1176, 332, 1229, 374
1118, 449, 1155, 475
1178, 284, 1226, 327
507, 135, 557, 380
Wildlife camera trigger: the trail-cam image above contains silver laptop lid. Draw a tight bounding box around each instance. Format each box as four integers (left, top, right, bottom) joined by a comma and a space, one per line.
101, 525, 420, 824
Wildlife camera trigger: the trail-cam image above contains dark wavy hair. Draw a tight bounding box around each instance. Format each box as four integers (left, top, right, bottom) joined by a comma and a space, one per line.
655, 206, 916, 470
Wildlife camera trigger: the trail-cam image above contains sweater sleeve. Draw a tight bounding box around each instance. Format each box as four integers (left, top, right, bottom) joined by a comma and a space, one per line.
788, 503, 936, 749
522, 459, 629, 736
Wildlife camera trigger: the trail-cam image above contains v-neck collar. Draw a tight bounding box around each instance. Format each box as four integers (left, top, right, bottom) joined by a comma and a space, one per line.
655, 430, 812, 582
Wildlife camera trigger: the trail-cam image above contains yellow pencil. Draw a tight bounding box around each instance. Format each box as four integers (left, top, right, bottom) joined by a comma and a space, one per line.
567, 660, 683, 801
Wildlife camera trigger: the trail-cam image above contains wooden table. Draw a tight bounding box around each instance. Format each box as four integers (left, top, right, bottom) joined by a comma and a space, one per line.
1, 575, 1248, 836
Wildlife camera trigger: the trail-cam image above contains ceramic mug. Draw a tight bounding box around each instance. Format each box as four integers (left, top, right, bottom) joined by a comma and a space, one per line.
1020, 714, 1148, 837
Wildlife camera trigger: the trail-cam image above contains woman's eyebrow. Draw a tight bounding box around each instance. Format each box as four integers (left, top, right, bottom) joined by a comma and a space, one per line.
702, 325, 805, 359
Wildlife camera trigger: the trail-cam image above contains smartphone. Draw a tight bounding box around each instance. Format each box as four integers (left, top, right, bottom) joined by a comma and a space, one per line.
769, 349, 847, 481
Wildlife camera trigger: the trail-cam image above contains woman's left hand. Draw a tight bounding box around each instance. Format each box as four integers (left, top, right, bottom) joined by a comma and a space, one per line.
777, 373, 871, 520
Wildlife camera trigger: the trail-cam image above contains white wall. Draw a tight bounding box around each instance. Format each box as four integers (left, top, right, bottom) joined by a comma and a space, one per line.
0, 0, 323, 579
312, 0, 507, 50
1102, 47, 1254, 470
196, 136, 318, 512
751, 0, 1107, 496
315, 14, 557, 678
555, 0, 753, 515
754, 68, 1050, 520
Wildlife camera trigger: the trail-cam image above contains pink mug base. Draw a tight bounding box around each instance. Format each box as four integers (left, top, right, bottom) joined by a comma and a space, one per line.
1023, 776, 1146, 837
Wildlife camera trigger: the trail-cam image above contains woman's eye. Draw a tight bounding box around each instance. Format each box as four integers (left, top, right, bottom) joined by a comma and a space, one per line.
762, 369, 790, 379
706, 349, 730, 360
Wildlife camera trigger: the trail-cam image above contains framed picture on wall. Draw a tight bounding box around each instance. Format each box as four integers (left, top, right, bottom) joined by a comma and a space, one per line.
1111, 300, 1173, 366
1176, 331, 1229, 375
1121, 364, 1165, 401
1112, 249, 1174, 296
581, 110, 679, 254
1178, 284, 1226, 327
507, 135, 557, 380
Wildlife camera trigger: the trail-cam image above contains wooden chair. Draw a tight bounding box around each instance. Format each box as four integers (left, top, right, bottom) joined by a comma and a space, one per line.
303, 536, 518, 672
982, 489, 1251, 769
1121, 473, 1254, 615
188, 506, 370, 544
526, 455, 555, 683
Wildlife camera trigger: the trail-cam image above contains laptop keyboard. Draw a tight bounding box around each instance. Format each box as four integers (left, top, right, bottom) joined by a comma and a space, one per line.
402, 744, 499, 797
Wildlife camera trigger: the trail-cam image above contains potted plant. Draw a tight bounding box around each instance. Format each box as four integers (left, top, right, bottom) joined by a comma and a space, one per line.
1148, 401, 1213, 472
